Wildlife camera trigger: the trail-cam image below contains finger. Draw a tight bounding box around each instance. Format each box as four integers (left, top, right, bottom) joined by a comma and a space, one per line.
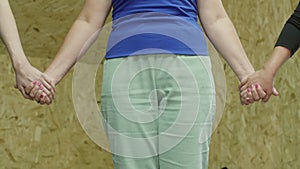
40, 79, 55, 99
28, 81, 40, 97
272, 87, 279, 96
38, 93, 47, 105
19, 86, 34, 100
262, 94, 271, 103
252, 84, 267, 101
240, 81, 253, 92
255, 83, 266, 99
34, 89, 44, 102
42, 93, 52, 105
240, 90, 249, 104
25, 82, 36, 95
241, 92, 249, 103
14, 84, 18, 89
240, 89, 248, 98
242, 97, 251, 105
42, 75, 56, 93
40, 80, 54, 100
40, 86, 54, 104
44, 95, 52, 105
238, 78, 248, 89
30, 84, 41, 98
251, 84, 260, 101
246, 88, 255, 103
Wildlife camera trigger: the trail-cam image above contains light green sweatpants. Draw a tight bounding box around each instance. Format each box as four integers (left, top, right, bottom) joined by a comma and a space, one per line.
101, 54, 216, 169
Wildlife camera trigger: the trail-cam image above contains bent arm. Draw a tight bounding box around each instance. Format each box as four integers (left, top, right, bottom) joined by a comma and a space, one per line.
197, 0, 254, 81
0, 0, 30, 70
261, 2, 300, 79
45, 0, 112, 84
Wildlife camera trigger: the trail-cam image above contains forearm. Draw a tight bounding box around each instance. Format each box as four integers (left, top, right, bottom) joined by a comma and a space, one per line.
45, 20, 101, 84
262, 46, 290, 77
264, 3, 300, 76
45, 0, 111, 85
0, 0, 30, 69
200, 15, 254, 81
203, 18, 254, 81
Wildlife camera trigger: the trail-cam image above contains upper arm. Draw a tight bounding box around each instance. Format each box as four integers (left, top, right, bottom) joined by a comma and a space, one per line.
196, 0, 228, 25
0, 0, 15, 38
77, 0, 112, 27
287, 2, 300, 30
0, 0, 10, 10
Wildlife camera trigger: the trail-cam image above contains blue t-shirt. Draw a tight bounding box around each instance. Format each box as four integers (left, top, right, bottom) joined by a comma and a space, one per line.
105, 0, 208, 58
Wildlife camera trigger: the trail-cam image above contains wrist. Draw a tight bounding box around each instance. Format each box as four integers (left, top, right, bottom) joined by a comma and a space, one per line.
261, 46, 290, 78
13, 59, 31, 73
8, 47, 28, 67
44, 70, 61, 85
262, 64, 276, 78
237, 68, 255, 82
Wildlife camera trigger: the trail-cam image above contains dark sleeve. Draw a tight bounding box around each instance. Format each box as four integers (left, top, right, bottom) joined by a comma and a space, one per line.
275, 2, 300, 56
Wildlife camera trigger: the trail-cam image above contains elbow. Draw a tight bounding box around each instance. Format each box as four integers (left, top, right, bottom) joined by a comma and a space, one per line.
200, 12, 228, 28
199, 7, 228, 26
78, 15, 103, 29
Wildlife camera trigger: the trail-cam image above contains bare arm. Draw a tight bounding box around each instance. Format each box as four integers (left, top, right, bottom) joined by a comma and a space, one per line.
264, 2, 300, 75
45, 0, 112, 85
261, 46, 290, 80
0, 0, 29, 69
239, 46, 289, 104
239, 2, 300, 104
0, 0, 54, 102
197, 0, 255, 81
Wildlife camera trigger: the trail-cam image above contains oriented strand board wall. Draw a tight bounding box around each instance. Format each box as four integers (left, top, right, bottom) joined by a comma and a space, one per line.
0, 0, 299, 169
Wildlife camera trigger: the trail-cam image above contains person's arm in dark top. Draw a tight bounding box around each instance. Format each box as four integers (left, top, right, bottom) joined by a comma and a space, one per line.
275, 2, 300, 56
239, 2, 300, 104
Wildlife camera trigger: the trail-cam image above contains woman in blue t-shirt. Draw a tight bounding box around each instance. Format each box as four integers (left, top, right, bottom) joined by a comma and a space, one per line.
28, 0, 257, 168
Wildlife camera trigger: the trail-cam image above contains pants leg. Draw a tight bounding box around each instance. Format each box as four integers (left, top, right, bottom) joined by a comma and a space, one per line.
156, 56, 215, 169
101, 56, 160, 169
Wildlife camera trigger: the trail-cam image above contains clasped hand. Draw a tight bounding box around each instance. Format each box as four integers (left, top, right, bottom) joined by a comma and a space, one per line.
14, 64, 279, 105
14, 64, 55, 105
239, 69, 279, 105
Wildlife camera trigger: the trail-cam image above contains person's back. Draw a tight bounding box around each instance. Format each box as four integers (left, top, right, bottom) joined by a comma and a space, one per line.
106, 0, 208, 58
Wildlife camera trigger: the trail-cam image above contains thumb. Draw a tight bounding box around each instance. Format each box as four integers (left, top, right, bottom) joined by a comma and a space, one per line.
272, 87, 279, 96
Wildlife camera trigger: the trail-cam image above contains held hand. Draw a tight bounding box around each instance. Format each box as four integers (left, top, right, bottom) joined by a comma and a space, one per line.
239, 69, 279, 104
26, 71, 57, 105
239, 83, 267, 105
14, 63, 56, 102
25, 81, 53, 105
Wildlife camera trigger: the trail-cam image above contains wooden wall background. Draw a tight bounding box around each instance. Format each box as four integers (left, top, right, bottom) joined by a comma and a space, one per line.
0, 0, 299, 168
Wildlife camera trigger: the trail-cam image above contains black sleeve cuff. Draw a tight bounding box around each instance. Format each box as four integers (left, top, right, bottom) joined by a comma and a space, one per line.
275, 23, 300, 56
